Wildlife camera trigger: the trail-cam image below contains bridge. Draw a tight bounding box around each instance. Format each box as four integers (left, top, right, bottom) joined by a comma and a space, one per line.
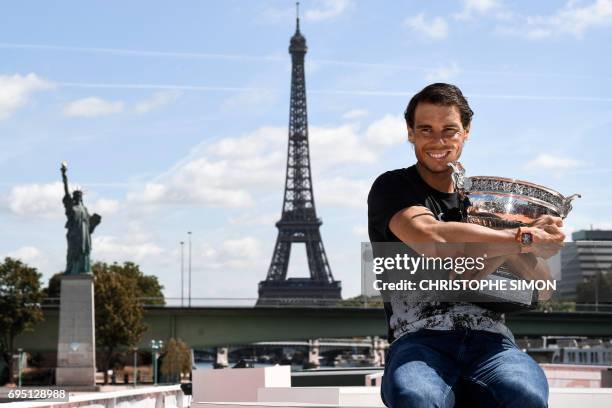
14, 305, 612, 352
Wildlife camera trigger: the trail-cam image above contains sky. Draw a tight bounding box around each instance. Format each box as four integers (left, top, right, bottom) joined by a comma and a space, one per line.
1, 0, 611, 303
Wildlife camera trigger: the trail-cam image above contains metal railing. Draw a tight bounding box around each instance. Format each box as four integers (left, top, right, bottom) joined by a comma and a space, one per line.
41, 297, 385, 309
40, 297, 612, 312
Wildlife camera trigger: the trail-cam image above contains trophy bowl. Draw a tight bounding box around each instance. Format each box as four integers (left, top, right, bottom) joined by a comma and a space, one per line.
447, 161, 581, 311
449, 162, 580, 229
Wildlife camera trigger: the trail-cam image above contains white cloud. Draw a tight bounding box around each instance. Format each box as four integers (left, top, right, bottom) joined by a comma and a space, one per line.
93, 235, 164, 262
365, 114, 406, 147
454, 0, 507, 20
316, 177, 370, 208
304, 0, 352, 21
342, 109, 369, 120
524, 153, 583, 171
3, 181, 119, 219
352, 225, 368, 239
4, 182, 63, 218
63, 96, 124, 117
127, 117, 393, 209
0, 73, 54, 120
405, 13, 449, 39
230, 212, 279, 226
192, 237, 266, 271
3, 246, 43, 264
91, 199, 120, 215
500, 0, 612, 39
310, 124, 378, 168
134, 90, 180, 114
126, 127, 286, 208
425, 62, 461, 82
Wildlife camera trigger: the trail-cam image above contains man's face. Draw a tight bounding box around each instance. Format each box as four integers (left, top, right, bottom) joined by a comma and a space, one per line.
407, 102, 469, 174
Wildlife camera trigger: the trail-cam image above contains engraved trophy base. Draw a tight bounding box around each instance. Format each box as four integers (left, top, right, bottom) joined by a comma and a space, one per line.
56, 275, 97, 388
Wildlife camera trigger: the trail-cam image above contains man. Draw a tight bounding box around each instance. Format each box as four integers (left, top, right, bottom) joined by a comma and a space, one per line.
367, 83, 564, 408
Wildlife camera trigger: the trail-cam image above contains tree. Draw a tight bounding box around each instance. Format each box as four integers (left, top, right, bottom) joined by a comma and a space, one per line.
106, 262, 165, 306
41, 272, 62, 304
160, 338, 191, 383
93, 263, 147, 384
0, 257, 43, 383
45, 262, 165, 306
576, 269, 612, 305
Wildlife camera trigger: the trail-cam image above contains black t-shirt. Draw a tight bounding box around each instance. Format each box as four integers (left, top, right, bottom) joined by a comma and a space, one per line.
367, 165, 509, 343
368, 165, 469, 243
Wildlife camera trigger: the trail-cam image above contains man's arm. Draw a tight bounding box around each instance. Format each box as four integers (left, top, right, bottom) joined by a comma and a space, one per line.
389, 206, 565, 260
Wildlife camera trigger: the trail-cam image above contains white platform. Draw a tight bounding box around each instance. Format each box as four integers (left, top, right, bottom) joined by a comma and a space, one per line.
258, 386, 381, 407
192, 366, 612, 408
192, 365, 291, 403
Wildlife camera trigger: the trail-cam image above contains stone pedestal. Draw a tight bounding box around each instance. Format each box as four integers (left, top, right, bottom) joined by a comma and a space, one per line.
308, 339, 320, 367
56, 274, 96, 387
215, 346, 229, 367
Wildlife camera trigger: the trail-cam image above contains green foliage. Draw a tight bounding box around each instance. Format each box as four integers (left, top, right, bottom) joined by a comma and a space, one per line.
42, 272, 62, 302
0, 257, 44, 382
536, 299, 576, 312
160, 338, 191, 383
576, 269, 612, 304
337, 295, 383, 308
93, 262, 148, 383
45, 262, 165, 305
105, 262, 165, 305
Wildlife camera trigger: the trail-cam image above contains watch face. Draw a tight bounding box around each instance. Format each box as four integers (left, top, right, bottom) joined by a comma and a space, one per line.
521, 232, 533, 246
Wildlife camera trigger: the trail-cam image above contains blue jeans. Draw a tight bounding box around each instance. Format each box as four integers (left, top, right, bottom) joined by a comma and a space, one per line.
381, 329, 548, 408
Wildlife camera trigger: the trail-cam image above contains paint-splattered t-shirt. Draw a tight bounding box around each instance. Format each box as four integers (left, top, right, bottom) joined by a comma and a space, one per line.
367, 165, 513, 344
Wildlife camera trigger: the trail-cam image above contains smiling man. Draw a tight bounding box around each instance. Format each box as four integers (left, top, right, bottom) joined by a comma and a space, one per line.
368, 83, 564, 408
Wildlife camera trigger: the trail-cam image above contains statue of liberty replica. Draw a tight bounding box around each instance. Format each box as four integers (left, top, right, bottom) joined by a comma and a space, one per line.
61, 162, 101, 275
56, 162, 100, 389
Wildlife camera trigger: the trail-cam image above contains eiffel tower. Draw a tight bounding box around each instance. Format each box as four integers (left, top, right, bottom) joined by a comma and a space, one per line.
257, 6, 341, 306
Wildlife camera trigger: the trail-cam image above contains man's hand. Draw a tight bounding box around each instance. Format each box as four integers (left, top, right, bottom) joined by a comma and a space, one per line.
530, 214, 563, 229
524, 215, 565, 259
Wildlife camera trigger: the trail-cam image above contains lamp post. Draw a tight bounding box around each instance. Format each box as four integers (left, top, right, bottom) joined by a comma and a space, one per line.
188, 231, 192, 307
17, 348, 23, 387
180, 241, 184, 307
133, 347, 138, 387
151, 340, 164, 385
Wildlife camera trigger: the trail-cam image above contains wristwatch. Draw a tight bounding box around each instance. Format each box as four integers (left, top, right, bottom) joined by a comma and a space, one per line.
515, 227, 534, 253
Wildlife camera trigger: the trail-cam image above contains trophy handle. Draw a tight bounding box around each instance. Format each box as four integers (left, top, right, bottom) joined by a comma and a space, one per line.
560, 193, 581, 218
448, 161, 471, 196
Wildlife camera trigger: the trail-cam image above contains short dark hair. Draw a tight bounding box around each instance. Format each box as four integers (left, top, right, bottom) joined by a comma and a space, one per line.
404, 83, 473, 129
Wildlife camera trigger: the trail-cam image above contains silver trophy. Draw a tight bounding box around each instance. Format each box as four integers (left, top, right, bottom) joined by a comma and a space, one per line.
448, 161, 580, 311
449, 161, 580, 228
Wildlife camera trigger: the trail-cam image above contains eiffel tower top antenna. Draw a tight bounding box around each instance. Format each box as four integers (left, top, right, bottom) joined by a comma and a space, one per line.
296, 2, 300, 31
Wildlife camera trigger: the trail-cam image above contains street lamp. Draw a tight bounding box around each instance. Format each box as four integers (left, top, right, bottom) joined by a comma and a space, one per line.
133, 347, 138, 387
17, 348, 23, 387
132, 347, 138, 387
151, 340, 164, 385
188, 232, 192, 307
180, 241, 185, 307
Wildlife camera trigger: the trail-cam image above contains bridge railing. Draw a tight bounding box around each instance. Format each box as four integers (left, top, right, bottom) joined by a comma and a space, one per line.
40, 297, 612, 312
41, 296, 385, 308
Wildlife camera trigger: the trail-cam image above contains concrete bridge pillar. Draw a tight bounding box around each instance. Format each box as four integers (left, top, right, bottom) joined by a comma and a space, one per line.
370, 336, 386, 366
308, 339, 320, 367
216, 346, 229, 367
